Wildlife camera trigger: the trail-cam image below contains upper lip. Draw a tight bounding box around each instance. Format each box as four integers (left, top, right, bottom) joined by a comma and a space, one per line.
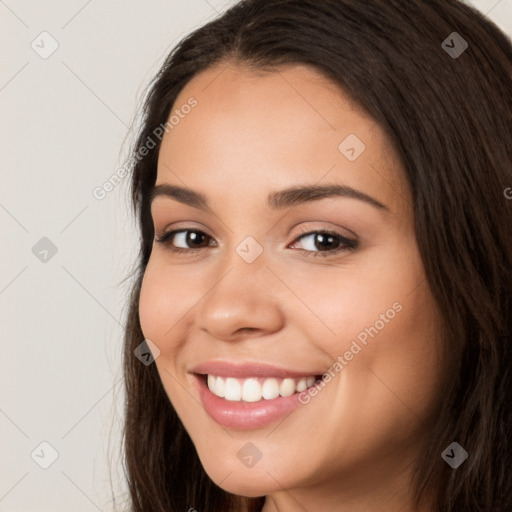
191, 360, 321, 379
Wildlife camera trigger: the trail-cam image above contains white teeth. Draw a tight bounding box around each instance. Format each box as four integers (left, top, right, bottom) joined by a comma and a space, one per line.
209, 375, 225, 397
213, 376, 225, 397
206, 375, 318, 402
242, 378, 261, 402
224, 377, 242, 401
262, 378, 279, 400
279, 378, 295, 397
296, 377, 307, 392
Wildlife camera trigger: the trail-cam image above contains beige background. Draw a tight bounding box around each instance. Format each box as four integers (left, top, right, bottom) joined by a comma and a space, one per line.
1, 1, 510, 510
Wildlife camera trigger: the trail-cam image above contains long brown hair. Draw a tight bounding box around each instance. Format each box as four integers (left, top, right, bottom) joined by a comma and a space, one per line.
118, 1, 512, 510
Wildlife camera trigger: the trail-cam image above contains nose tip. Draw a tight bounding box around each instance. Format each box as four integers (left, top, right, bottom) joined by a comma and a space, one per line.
195, 261, 285, 342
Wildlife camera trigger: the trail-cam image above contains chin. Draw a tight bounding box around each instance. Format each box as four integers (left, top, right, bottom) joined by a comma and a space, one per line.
215, 477, 275, 498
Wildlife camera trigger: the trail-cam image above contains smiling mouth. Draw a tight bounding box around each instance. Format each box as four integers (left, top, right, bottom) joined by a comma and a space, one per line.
203, 374, 322, 402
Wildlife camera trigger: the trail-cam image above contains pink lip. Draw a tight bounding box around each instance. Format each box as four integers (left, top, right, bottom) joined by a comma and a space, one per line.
190, 360, 322, 430
193, 373, 305, 430
191, 360, 319, 378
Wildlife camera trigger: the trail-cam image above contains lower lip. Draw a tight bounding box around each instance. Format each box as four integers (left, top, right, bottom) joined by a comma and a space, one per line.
194, 374, 304, 430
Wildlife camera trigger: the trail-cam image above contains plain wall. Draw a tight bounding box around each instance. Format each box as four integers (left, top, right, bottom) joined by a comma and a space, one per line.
1, 1, 510, 510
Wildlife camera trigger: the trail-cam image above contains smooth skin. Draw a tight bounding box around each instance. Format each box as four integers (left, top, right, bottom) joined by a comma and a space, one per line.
139, 62, 445, 512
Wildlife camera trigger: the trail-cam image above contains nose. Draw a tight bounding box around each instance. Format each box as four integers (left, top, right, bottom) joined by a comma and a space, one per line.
195, 251, 285, 342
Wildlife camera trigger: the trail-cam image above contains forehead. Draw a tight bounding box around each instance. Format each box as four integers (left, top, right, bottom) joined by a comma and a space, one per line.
156, 62, 408, 215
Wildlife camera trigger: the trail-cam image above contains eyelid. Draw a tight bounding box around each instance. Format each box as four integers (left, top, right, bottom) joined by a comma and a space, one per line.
153, 220, 214, 244
291, 223, 358, 242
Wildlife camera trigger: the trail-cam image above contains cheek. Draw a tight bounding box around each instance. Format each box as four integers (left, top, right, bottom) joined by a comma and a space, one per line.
295, 244, 444, 420
138, 262, 193, 406
324, 279, 444, 446
139, 265, 168, 342
280, 247, 420, 354
138, 258, 188, 353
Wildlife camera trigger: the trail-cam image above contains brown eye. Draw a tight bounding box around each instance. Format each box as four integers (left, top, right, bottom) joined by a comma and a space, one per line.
290, 230, 358, 257
155, 229, 214, 251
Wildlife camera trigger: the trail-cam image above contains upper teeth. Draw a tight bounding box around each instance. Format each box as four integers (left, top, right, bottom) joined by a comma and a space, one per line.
207, 375, 317, 402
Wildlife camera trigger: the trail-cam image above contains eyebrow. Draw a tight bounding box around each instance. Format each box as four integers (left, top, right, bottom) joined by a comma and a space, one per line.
149, 183, 388, 212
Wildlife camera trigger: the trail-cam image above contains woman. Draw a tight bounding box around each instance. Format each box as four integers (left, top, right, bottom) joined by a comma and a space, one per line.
120, 0, 512, 510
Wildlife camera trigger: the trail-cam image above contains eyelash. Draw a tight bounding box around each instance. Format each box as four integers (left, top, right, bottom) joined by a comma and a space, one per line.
154, 226, 358, 259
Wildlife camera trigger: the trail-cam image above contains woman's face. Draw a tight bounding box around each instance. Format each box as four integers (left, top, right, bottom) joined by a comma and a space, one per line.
139, 63, 445, 505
